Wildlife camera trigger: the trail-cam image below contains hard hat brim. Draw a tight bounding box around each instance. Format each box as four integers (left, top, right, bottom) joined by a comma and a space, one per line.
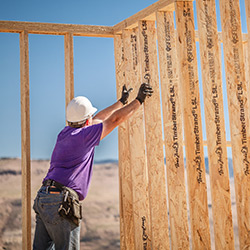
67, 106, 97, 123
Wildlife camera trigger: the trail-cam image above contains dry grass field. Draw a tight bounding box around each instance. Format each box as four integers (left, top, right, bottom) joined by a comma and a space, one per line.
0, 158, 239, 249
0, 158, 120, 250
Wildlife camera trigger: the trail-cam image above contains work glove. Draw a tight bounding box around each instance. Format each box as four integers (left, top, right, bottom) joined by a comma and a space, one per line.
136, 83, 153, 104
119, 84, 133, 105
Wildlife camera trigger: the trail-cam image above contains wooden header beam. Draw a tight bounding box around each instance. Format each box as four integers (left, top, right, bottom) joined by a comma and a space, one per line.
0, 20, 114, 37
1, 20, 247, 43
113, 0, 193, 34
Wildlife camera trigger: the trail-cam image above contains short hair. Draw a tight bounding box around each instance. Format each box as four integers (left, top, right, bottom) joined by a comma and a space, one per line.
68, 119, 87, 128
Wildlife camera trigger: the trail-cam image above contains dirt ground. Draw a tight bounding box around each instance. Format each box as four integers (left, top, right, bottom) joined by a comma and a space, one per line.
0, 158, 239, 249
0, 158, 120, 250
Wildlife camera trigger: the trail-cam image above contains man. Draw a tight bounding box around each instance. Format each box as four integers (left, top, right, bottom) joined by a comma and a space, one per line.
33, 83, 153, 250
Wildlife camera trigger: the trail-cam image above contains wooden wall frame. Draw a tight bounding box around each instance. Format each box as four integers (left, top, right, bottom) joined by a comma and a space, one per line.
1, 0, 250, 249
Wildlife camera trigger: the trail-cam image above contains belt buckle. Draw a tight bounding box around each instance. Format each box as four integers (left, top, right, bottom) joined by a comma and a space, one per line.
50, 191, 60, 194
48, 186, 61, 194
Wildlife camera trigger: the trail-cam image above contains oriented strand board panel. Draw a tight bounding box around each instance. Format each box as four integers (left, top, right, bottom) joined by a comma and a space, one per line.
64, 33, 74, 109
20, 31, 31, 250
123, 28, 152, 250
247, 0, 250, 93
175, 2, 211, 249
244, 43, 250, 125
114, 35, 135, 250
138, 20, 170, 250
219, 0, 250, 248
244, 44, 249, 94
195, 0, 235, 249
243, 43, 250, 193
156, 11, 190, 250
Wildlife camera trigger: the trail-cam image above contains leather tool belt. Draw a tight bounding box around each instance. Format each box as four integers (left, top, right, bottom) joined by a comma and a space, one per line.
43, 179, 82, 226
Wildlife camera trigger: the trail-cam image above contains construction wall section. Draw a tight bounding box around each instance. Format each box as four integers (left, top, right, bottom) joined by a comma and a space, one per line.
1, 0, 250, 249
114, 0, 250, 249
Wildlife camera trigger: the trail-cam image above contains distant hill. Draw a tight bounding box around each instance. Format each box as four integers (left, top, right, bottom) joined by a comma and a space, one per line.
94, 159, 118, 164
0, 157, 234, 177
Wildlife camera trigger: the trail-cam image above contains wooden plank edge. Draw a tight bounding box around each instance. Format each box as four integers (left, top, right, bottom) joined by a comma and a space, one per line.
64, 33, 74, 116
0, 21, 248, 42
20, 30, 31, 250
0, 20, 114, 37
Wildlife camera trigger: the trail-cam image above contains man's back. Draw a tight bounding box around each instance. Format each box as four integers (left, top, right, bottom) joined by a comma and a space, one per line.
44, 123, 103, 200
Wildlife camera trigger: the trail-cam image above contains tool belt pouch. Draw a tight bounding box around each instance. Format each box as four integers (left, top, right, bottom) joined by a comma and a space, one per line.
58, 187, 82, 226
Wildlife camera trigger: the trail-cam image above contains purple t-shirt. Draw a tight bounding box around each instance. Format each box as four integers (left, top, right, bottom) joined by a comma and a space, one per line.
44, 123, 103, 200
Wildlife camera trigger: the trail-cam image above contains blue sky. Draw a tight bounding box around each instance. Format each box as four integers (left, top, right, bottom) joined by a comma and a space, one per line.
0, 0, 248, 161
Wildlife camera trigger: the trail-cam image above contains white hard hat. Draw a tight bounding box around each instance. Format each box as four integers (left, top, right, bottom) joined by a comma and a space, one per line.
66, 96, 97, 123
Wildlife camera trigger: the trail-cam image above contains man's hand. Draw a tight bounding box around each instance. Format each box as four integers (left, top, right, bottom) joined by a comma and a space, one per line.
119, 85, 133, 105
136, 83, 154, 104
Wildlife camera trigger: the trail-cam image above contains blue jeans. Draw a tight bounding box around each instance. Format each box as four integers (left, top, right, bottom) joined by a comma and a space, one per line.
33, 186, 81, 250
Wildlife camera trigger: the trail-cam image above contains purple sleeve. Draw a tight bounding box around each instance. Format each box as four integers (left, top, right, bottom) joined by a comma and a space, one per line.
83, 123, 103, 148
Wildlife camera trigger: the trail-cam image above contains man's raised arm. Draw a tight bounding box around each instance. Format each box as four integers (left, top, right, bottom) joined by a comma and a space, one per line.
100, 83, 153, 140
93, 85, 133, 123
